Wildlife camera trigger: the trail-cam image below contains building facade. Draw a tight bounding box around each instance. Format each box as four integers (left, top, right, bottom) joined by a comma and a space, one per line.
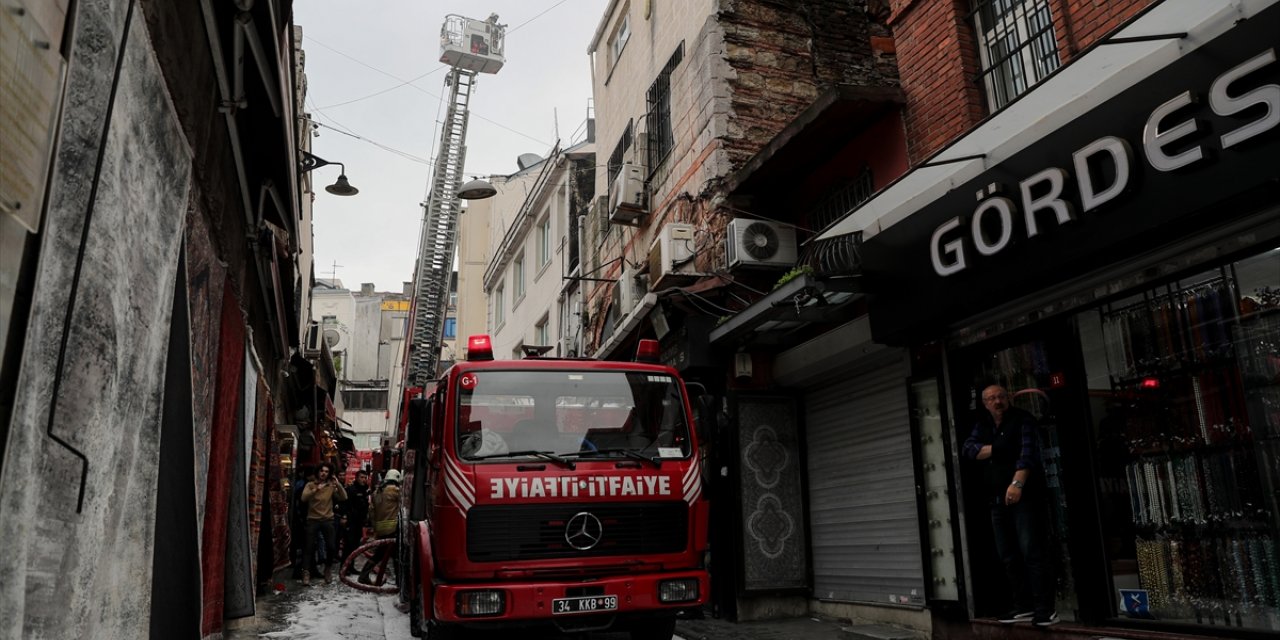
311, 280, 410, 450
579, 0, 1279, 638
0, 0, 335, 637
585, 0, 905, 625
478, 140, 596, 362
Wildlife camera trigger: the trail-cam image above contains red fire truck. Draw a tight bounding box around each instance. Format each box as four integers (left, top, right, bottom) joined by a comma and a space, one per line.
398, 335, 711, 639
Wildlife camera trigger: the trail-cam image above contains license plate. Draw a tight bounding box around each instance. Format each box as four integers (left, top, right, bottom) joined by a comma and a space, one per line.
551, 594, 618, 615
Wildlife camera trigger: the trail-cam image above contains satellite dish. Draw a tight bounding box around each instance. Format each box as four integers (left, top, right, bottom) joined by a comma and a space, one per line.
516, 153, 543, 170
741, 222, 781, 260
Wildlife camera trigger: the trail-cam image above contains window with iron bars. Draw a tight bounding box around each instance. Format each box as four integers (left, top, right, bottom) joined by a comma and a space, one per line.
809, 168, 874, 233
970, 0, 1060, 111
646, 43, 684, 176
607, 119, 633, 188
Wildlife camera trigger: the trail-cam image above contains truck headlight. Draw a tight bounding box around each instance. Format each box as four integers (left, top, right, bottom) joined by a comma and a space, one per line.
457, 590, 505, 616
658, 579, 699, 603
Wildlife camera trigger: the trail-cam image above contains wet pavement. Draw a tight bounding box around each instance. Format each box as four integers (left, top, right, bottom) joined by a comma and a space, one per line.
222, 571, 859, 639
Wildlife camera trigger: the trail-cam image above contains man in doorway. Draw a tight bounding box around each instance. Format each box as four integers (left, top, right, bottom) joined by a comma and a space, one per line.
963, 385, 1058, 627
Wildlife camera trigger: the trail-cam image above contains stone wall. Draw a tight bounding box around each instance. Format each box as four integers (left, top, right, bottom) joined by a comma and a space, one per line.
0, 1, 192, 637
719, 0, 899, 170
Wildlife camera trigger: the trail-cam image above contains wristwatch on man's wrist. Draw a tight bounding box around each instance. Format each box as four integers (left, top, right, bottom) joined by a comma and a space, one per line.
1011, 480, 1025, 489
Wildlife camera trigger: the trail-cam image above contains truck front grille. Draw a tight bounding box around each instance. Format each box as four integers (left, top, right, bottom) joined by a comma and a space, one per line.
466, 502, 688, 562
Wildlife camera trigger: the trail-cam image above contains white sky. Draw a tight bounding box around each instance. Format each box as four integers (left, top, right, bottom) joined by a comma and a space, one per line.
295, 0, 608, 291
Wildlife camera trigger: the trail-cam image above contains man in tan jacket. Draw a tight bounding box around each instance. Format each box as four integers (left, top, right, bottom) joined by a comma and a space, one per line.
300, 462, 347, 585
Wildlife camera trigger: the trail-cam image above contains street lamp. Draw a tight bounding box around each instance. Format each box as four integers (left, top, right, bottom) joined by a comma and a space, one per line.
300, 151, 359, 196
457, 178, 497, 200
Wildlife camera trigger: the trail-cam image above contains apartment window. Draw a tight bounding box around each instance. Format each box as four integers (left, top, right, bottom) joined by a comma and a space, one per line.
494, 283, 505, 327
537, 217, 551, 268
535, 317, 550, 347
343, 389, 388, 411
514, 253, 526, 300
607, 119, 633, 187
609, 9, 631, 66
443, 317, 456, 339
971, 0, 1060, 110
646, 43, 683, 174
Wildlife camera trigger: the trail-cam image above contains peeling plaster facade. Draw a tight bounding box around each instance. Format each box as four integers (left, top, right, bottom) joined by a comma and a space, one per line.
584, 0, 898, 358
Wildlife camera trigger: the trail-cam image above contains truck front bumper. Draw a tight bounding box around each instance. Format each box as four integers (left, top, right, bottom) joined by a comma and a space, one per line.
431, 569, 708, 625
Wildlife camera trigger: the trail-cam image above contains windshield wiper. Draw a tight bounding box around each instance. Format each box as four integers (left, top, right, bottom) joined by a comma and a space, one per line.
467, 450, 576, 469
563, 448, 662, 468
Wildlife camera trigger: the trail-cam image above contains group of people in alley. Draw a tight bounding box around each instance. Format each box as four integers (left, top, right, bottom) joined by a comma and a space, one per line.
291, 463, 402, 586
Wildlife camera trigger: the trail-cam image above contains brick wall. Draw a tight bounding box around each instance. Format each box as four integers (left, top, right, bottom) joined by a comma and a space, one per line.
890, 0, 1154, 164
889, 0, 986, 164
719, 0, 899, 169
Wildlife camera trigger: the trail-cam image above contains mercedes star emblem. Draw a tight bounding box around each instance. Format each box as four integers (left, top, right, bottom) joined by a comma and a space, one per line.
565, 512, 603, 550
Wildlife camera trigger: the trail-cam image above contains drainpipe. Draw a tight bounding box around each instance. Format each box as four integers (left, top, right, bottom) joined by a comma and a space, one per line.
199, 0, 285, 357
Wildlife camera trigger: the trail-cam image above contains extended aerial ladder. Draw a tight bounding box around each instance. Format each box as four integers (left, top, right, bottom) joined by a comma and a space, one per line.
406, 14, 505, 385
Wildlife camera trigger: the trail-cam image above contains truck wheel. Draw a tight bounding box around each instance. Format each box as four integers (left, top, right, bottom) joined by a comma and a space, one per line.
630, 617, 676, 640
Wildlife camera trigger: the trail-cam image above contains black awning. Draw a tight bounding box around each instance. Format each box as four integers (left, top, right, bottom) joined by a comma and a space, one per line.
709, 273, 863, 348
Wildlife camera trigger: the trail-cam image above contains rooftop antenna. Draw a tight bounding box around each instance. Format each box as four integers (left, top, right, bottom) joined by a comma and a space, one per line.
329, 260, 344, 283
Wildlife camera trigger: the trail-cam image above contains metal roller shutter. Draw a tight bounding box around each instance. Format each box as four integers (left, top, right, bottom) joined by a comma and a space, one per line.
805, 350, 924, 606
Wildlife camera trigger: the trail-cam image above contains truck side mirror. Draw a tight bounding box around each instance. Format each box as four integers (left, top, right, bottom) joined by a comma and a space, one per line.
696, 395, 716, 442
407, 397, 431, 451
685, 382, 714, 443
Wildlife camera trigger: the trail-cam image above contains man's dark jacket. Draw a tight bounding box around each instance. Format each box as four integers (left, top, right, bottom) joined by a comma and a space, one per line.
965, 406, 1043, 502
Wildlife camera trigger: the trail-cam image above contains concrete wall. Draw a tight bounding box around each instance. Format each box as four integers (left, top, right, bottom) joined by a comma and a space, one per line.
347, 295, 383, 380
488, 152, 587, 360
0, 1, 191, 636
456, 199, 493, 354
311, 286, 355, 377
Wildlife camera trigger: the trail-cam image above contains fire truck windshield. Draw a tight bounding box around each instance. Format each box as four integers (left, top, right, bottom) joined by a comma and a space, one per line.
455, 370, 692, 462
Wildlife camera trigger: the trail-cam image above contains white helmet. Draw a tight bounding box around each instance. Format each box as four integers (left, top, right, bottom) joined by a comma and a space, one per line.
383, 469, 403, 484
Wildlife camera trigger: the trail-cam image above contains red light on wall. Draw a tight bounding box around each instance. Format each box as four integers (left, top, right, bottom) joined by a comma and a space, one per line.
1140, 378, 1160, 389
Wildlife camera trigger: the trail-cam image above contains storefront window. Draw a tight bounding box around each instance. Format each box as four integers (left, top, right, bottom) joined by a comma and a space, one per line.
1077, 247, 1280, 631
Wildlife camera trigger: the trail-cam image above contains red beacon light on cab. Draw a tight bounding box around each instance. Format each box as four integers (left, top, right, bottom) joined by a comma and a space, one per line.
635, 339, 660, 363
467, 334, 494, 361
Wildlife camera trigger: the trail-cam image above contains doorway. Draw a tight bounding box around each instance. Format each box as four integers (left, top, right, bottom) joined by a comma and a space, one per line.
948, 321, 1097, 622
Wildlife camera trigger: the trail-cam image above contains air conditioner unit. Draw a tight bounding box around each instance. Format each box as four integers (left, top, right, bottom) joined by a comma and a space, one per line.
614, 266, 648, 315
323, 326, 342, 350
648, 222, 697, 290
726, 218, 798, 269
303, 322, 323, 357
608, 163, 647, 225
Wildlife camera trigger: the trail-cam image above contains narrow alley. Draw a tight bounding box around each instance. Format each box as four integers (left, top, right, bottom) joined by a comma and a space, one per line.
2, 1, 1277, 639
